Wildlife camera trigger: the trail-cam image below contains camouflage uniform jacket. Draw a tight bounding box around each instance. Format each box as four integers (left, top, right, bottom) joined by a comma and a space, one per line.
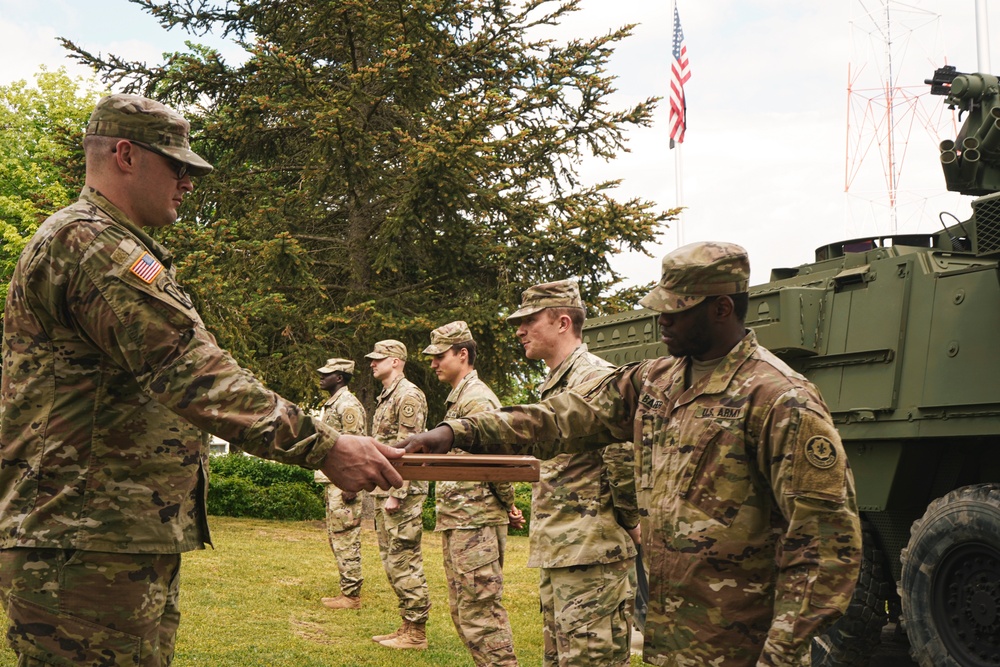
370, 374, 427, 499
447, 331, 862, 667
528, 343, 639, 569
434, 370, 514, 531
0, 189, 339, 554
314, 386, 367, 484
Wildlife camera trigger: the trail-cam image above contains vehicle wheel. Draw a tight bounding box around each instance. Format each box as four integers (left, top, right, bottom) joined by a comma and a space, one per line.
899, 484, 1000, 667
811, 523, 890, 666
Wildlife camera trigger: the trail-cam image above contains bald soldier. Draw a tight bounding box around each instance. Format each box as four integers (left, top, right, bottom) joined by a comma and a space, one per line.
0, 94, 402, 667
314, 358, 369, 611
404, 242, 863, 667
423, 321, 522, 667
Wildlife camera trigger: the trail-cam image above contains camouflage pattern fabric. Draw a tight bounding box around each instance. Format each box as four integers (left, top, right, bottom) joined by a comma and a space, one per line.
435, 370, 514, 530
314, 385, 367, 490
374, 492, 431, 624
539, 558, 634, 667
527, 343, 637, 667
0, 548, 181, 666
86, 93, 213, 176
442, 526, 516, 667
368, 373, 430, 622
0, 189, 340, 554
327, 519, 363, 598
311, 386, 367, 598
369, 375, 428, 499
436, 370, 516, 666
639, 241, 750, 313
446, 331, 863, 667
528, 344, 639, 569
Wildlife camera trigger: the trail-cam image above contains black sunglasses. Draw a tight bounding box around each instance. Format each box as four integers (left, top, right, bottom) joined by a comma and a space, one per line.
113, 140, 190, 180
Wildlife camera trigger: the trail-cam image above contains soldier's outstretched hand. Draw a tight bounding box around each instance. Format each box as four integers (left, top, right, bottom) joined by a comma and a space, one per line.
401, 425, 455, 454
321, 435, 404, 492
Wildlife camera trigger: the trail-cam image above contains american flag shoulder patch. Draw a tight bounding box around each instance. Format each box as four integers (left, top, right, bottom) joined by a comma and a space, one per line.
130, 252, 164, 284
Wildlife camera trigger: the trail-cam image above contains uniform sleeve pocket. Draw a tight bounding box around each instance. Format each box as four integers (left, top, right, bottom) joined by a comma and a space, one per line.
6, 594, 142, 666
678, 423, 752, 527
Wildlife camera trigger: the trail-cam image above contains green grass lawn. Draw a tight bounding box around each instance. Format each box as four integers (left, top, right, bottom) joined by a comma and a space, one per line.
0, 517, 645, 666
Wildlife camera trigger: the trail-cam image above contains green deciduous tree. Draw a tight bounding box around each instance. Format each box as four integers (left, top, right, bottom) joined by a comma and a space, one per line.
62, 0, 676, 414
0, 69, 104, 308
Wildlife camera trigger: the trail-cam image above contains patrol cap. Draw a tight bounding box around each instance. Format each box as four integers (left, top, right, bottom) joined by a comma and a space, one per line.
639, 241, 750, 313
364, 339, 407, 360
506, 279, 585, 323
317, 357, 355, 375
86, 93, 214, 176
422, 321, 474, 355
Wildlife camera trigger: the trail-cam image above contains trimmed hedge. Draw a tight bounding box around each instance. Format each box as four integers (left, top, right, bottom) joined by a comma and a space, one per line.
208, 454, 324, 521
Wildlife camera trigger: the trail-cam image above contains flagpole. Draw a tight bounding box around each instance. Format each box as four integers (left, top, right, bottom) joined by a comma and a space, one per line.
669, 0, 687, 248
675, 142, 684, 246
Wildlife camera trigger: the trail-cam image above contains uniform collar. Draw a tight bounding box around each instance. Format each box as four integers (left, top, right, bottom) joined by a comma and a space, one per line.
377, 373, 406, 402
445, 369, 478, 406
675, 330, 758, 405
539, 343, 588, 394
80, 187, 174, 267
324, 385, 349, 406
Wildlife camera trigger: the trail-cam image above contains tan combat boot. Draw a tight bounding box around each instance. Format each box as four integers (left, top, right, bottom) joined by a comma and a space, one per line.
378, 620, 427, 650
321, 595, 361, 610
371, 622, 405, 643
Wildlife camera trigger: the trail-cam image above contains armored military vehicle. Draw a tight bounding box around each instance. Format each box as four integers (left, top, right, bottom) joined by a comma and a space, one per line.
583, 67, 1000, 667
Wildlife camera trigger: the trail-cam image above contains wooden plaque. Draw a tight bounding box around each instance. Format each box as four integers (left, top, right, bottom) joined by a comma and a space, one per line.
393, 454, 540, 482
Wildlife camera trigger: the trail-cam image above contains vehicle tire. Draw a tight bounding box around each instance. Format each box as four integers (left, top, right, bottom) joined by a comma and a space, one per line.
899, 484, 1000, 667
811, 523, 890, 666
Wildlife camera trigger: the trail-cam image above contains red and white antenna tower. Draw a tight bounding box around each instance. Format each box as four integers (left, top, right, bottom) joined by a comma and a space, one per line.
844, 1, 965, 237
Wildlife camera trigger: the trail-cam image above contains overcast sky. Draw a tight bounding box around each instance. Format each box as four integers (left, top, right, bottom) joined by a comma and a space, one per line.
0, 0, 993, 286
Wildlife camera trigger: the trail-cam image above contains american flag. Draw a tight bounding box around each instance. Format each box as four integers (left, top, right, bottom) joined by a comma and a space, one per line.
130, 252, 164, 284
669, 4, 690, 148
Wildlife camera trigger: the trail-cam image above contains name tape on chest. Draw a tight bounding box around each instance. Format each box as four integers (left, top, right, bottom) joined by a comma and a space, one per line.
130, 252, 164, 284
695, 405, 747, 420
639, 393, 664, 410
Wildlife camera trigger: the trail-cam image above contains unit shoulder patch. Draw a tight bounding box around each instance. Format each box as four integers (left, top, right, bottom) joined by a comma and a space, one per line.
804, 434, 838, 469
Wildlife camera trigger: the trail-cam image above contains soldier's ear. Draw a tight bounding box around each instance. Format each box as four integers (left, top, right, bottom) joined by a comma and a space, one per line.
712, 296, 735, 320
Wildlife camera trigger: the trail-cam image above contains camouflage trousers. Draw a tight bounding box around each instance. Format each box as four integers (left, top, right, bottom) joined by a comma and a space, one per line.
539, 558, 635, 667
324, 485, 364, 598
442, 526, 517, 667
0, 548, 181, 667
373, 494, 430, 623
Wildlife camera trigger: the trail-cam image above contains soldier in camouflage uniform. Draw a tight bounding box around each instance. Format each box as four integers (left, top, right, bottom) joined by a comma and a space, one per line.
506, 279, 640, 667
422, 321, 523, 667
0, 94, 403, 667
314, 358, 369, 611
365, 340, 432, 650
405, 242, 863, 667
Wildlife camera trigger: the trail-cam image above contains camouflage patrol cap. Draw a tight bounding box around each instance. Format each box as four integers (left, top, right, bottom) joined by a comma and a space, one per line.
422, 321, 474, 355
639, 241, 750, 313
364, 339, 408, 361
506, 279, 585, 323
317, 357, 355, 375
86, 93, 213, 176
